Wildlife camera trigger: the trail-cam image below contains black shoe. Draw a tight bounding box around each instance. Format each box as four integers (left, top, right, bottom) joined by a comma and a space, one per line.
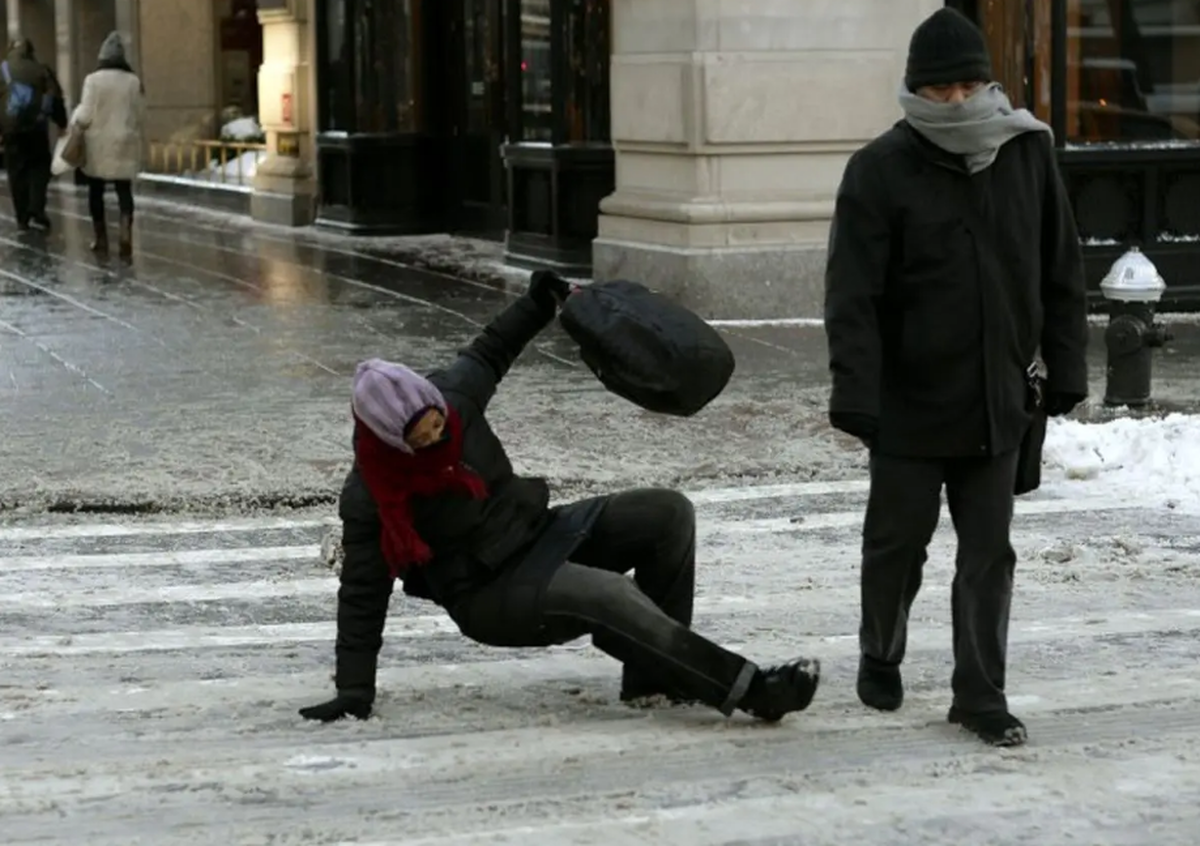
16, 218, 30, 231
857, 657, 904, 711
739, 657, 820, 722
948, 706, 1027, 747
29, 214, 50, 231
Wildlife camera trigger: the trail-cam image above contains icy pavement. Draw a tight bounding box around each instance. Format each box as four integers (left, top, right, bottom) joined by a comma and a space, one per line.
0, 186, 857, 513
4, 478, 1200, 845
5, 184, 1200, 516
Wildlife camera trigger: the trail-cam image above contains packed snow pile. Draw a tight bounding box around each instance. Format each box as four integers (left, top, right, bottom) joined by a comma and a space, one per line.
206, 150, 261, 182
220, 116, 264, 142
1043, 413, 1200, 511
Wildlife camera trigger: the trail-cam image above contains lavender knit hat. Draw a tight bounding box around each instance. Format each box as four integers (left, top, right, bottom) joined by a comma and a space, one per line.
351, 358, 447, 453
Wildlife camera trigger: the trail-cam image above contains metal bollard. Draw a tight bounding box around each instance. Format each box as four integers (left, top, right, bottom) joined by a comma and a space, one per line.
1099, 247, 1172, 407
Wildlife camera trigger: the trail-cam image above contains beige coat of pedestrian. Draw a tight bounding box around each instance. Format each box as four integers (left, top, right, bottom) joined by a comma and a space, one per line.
71, 63, 144, 182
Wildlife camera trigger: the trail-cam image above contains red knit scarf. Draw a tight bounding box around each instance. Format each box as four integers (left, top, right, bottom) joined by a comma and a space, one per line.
352, 407, 488, 578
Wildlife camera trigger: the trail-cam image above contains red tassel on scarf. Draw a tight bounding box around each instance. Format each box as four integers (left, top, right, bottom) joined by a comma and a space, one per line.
352, 407, 487, 578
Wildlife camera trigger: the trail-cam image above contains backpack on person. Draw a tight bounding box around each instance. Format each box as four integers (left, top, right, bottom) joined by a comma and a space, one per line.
1, 60, 46, 132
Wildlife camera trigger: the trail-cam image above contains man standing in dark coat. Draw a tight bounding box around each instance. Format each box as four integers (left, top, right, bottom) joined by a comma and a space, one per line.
300, 272, 821, 725
823, 7, 1088, 747
0, 37, 66, 231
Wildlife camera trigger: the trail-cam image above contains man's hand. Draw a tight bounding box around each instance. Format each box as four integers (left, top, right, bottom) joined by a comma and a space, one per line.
298, 691, 373, 723
830, 411, 878, 449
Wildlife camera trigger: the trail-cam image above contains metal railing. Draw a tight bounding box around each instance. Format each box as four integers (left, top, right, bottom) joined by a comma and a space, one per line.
146, 139, 267, 187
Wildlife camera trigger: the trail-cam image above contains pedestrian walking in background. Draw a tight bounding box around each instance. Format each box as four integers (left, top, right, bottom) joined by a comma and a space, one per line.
300, 272, 821, 726
70, 31, 144, 258
0, 37, 66, 231
823, 7, 1089, 746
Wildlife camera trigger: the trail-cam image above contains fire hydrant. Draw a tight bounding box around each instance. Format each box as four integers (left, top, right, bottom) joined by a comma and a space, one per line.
1099, 247, 1172, 407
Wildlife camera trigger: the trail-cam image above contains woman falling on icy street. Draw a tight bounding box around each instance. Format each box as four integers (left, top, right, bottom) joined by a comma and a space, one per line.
299, 271, 821, 724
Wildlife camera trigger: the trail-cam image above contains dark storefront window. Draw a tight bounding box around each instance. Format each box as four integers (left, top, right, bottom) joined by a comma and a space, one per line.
508, 0, 610, 144
319, 0, 423, 133
953, 0, 1200, 145
1065, 0, 1200, 144
560, 0, 612, 142
520, 0, 553, 140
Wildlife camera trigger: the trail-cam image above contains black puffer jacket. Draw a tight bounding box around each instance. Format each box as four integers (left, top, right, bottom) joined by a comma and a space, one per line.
333, 292, 583, 693
824, 121, 1089, 458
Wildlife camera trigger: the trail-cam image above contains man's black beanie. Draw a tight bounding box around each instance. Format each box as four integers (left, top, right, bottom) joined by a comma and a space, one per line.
905, 7, 993, 91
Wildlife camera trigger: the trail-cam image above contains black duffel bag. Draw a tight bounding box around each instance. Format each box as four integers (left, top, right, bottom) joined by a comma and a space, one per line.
558, 279, 735, 417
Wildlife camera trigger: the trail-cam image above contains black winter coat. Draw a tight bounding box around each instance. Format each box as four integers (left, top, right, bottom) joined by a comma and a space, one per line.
824, 122, 1089, 458
333, 293, 601, 694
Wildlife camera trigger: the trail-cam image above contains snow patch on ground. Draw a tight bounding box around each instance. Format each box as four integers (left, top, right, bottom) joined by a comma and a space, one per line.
1044, 412, 1200, 512
220, 116, 263, 141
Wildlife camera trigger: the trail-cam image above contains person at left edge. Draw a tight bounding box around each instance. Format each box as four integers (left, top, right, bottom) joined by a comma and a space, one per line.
299, 271, 821, 724
0, 37, 66, 231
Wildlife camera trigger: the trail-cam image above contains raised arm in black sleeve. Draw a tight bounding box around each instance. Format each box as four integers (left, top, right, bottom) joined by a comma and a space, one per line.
298, 472, 392, 722
431, 290, 558, 413
824, 150, 892, 441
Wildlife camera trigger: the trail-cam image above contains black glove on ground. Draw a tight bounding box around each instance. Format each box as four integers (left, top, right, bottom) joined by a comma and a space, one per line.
830, 411, 878, 449
298, 691, 373, 723
1044, 391, 1086, 417
528, 270, 572, 312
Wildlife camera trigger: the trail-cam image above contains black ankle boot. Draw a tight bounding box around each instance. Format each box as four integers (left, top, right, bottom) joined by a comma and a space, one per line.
738, 658, 820, 722
857, 657, 904, 711
948, 706, 1027, 747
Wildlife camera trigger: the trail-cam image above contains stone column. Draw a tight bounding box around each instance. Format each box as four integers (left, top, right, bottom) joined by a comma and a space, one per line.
10, 0, 56, 65
251, 0, 316, 227
593, 0, 941, 319
73, 0, 119, 104
113, 0, 139, 72
52, 0, 79, 108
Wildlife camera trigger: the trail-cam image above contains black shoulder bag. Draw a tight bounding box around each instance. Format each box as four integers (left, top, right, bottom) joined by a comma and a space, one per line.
1014, 362, 1047, 496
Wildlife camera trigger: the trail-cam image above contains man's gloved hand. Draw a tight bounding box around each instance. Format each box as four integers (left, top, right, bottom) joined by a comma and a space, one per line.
1044, 391, 1086, 417
298, 690, 373, 723
830, 411, 878, 449
528, 270, 573, 311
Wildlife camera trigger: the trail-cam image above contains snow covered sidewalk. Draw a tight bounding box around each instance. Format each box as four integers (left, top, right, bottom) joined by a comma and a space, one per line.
3, 472, 1200, 845
1044, 412, 1200, 512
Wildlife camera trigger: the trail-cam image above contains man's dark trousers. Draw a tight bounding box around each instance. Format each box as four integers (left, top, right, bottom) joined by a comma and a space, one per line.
4, 128, 52, 226
859, 449, 1019, 714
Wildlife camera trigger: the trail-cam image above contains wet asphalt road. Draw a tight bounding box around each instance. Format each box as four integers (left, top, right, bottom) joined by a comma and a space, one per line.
1, 183, 1198, 514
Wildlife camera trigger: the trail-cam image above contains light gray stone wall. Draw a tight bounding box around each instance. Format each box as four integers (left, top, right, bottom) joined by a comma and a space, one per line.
594, 0, 942, 318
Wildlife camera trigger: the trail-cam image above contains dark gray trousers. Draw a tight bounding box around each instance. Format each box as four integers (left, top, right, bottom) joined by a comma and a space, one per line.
4, 129, 51, 224
462, 488, 755, 714
859, 450, 1019, 714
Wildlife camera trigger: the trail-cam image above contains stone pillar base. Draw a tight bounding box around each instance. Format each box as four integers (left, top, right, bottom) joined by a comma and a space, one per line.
592, 238, 828, 320
251, 189, 316, 227
253, 5, 315, 228
251, 154, 316, 226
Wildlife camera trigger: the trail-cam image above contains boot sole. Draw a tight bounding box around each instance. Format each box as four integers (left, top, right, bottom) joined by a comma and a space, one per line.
856, 673, 904, 712
947, 706, 1028, 747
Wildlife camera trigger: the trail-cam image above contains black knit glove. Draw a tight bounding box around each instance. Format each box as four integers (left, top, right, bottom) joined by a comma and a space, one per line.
830, 411, 878, 449
528, 270, 572, 312
298, 690, 373, 723
1044, 391, 1085, 417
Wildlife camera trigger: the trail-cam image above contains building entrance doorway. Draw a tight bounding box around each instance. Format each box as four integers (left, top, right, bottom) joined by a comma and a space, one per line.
444, 0, 508, 236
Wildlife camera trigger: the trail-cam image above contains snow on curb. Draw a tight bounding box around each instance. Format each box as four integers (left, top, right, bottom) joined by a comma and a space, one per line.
1043, 412, 1200, 512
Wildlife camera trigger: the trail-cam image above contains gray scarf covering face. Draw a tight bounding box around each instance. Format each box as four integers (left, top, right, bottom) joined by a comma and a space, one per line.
898, 81, 1052, 173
